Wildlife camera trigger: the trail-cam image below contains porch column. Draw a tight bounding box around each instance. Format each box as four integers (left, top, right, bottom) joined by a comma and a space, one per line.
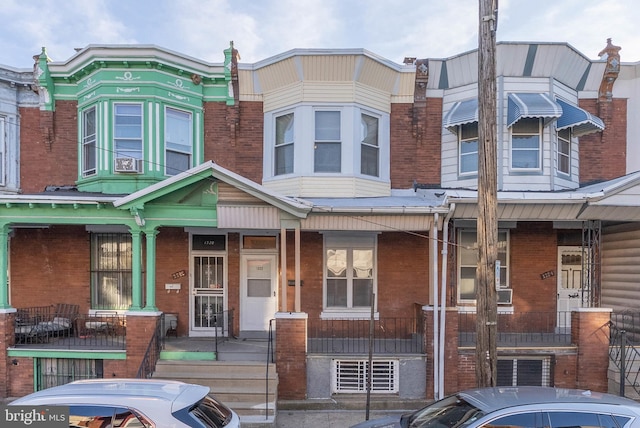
294, 224, 301, 312
0, 223, 10, 309
280, 226, 287, 312
144, 229, 158, 311
275, 312, 307, 399
572, 307, 612, 392
130, 230, 143, 311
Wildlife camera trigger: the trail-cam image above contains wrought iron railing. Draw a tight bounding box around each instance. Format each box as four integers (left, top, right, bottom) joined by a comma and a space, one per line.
609, 313, 640, 398
307, 316, 424, 354
458, 311, 573, 347
136, 317, 162, 379
14, 307, 126, 349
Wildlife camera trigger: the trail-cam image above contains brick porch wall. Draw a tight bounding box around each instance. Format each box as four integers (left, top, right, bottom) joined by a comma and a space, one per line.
573, 308, 612, 391
275, 313, 307, 400
125, 313, 161, 378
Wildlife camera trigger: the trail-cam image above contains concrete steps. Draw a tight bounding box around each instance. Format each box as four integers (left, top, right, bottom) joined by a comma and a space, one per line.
153, 358, 278, 427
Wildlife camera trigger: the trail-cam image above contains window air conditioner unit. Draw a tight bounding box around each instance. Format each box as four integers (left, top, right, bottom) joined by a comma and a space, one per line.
497, 289, 513, 305
114, 157, 141, 173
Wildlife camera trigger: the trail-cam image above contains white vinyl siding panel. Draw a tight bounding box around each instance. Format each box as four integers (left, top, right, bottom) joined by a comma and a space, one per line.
262, 176, 390, 198
300, 55, 358, 81
357, 57, 400, 93
393, 71, 418, 104
255, 58, 301, 93
217, 206, 281, 229
452, 203, 583, 221
302, 214, 432, 231
216, 182, 265, 203
602, 224, 640, 312
444, 51, 478, 88
529, 45, 591, 88
264, 82, 391, 113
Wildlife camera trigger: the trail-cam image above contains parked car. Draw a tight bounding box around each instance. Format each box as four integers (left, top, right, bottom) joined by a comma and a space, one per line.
350, 386, 640, 428
8, 378, 240, 428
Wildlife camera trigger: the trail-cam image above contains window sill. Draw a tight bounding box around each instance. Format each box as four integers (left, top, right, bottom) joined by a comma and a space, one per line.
320, 310, 379, 320
457, 305, 514, 314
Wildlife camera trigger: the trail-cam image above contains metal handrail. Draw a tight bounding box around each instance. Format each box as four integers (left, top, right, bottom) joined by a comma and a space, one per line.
136, 317, 162, 379
264, 318, 276, 421
609, 319, 640, 397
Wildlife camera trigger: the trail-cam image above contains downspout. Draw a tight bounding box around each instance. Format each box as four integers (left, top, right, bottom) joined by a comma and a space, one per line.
438, 203, 455, 399
432, 213, 439, 400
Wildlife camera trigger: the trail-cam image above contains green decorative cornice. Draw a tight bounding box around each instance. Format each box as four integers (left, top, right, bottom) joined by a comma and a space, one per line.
36, 47, 55, 111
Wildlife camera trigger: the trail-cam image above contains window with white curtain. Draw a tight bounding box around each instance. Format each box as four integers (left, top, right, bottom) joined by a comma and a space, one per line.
82, 107, 97, 177
459, 122, 478, 175
275, 112, 294, 175
557, 127, 571, 176
361, 113, 379, 177
511, 118, 542, 170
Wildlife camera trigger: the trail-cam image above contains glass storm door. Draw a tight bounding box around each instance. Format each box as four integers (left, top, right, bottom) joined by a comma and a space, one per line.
240, 254, 277, 335
191, 256, 226, 336
557, 246, 583, 330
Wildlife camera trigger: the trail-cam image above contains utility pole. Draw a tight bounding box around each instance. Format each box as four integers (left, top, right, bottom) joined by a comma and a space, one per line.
476, 0, 499, 387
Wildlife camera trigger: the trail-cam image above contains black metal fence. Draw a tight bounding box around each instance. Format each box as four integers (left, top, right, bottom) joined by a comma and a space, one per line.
307, 316, 424, 354
14, 307, 126, 350
458, 311, 573, 347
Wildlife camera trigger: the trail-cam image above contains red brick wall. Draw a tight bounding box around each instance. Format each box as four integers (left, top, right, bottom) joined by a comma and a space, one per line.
10, 226, 90, 312
20, 101, 79, 193
554, 354, 577, 388
509, 222, 557, 314
204, 101, 263, 183
125, 314, 161, 378
286, 231, 432, 319
153, 228, 189, 335
227, 233, 240, 335
390, 99, 442, 188
573, 310, 611, 392
275, 316, 307, 399
578, 98, 627, 184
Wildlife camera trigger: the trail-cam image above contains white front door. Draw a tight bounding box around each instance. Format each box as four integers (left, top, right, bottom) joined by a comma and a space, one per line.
240, 254, 278, 336
557, 246, 584, 330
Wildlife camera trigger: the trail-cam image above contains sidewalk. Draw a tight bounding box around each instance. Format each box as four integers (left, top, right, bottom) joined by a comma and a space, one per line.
275, 409, 407, 428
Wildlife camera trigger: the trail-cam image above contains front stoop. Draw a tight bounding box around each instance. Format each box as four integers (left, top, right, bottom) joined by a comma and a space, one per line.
152, 359, 277, 427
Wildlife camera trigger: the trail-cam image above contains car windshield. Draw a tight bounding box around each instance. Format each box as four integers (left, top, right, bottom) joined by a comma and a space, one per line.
190, 394, 234, 427
403, 395, 485, 428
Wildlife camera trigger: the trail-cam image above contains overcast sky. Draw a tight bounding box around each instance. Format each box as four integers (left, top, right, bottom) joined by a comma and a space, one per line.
1, 0, 638, 69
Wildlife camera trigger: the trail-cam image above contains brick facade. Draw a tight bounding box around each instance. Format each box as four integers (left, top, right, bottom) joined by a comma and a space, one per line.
275, 314, 307, 400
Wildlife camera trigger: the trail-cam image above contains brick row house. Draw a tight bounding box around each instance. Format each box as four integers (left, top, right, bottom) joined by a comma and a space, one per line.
0, 38, 639, 403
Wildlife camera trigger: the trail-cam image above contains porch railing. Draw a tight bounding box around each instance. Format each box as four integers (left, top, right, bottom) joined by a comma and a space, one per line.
136, 317, 162, 379
307, 315, 425, 355
458, 311, 572, 347
14, 308, 126, 349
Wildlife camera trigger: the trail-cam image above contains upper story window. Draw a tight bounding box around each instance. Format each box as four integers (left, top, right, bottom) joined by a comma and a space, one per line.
557, 128, 571, 176
459, 122, 478, 175
458, 229, 509, 304
323, 234, 377, 317
510, 118, 541, 170
114, 103, 143, 172
165, 107, 193, 176
275, 113, 294, 175
361, 113, 379, 177
82, 107, 97, 177
314, 110, 341, 173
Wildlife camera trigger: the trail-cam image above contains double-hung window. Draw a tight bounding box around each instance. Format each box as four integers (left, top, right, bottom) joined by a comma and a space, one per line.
114, 103, 143, 161
361, 114, 379, 177
458, 229, 509, 303
324, 235, 376, 312
82, 107, 97, 176
165, 107, 192, 175
511, 118, 541, 170
557, 128, 571, 176
314, 110, 341, 173
275, 113, 294, 175
459, 122, 478, 175
90, 233, 132, 310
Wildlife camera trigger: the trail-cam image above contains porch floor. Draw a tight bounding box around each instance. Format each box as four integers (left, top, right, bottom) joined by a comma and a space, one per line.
163, 336, 274, 362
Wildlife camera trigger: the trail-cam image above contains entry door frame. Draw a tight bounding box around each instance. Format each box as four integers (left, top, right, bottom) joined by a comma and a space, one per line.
189, 249, 228, 338
239, 252, 278, 337
557, 245, 584, 331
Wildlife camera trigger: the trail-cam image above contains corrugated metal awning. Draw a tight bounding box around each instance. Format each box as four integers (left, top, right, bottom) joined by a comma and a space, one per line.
507, 93, 562, 127
556, 99, 605, 137
442, 98, 478, 133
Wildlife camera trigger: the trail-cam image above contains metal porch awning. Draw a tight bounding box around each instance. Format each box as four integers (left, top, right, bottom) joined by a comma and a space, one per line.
507, 93, 562, 127
556, 99, 605, 137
